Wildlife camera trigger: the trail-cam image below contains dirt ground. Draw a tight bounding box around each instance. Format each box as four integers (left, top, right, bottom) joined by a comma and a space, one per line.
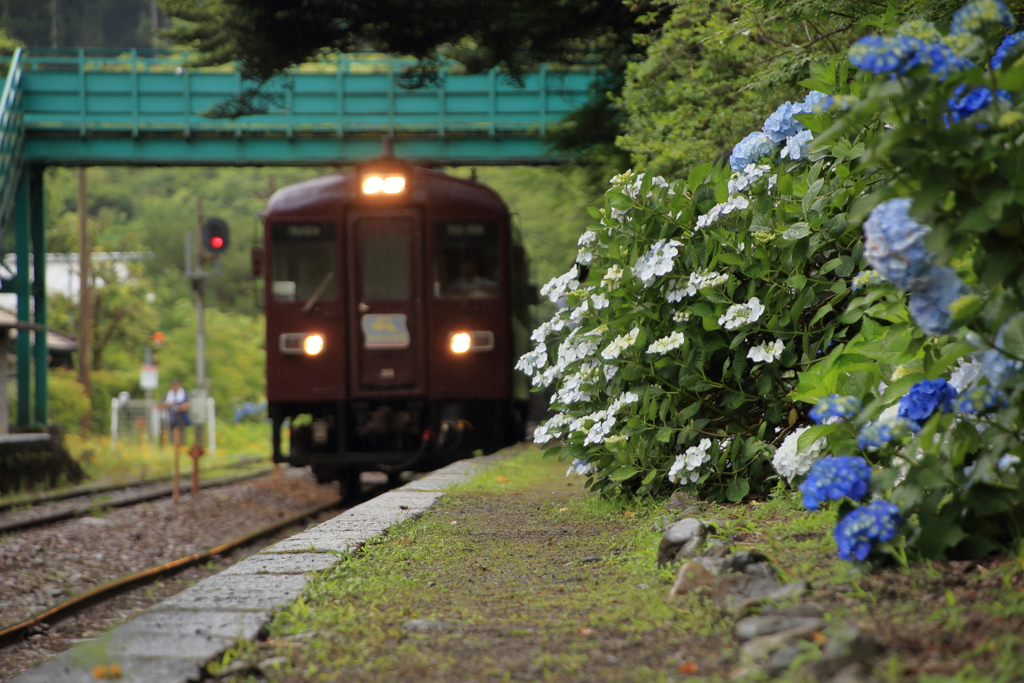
215, 452, 1024, 682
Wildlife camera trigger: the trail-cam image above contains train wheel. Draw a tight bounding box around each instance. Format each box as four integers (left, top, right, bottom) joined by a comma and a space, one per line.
387, 470, 404, 488
336, 468, 362, 504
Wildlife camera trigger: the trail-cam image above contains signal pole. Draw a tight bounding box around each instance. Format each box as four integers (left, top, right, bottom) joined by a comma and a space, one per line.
195, 197, 206, 388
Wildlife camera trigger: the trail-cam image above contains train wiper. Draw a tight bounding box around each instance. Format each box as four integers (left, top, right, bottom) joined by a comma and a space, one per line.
302, 272, 335, 314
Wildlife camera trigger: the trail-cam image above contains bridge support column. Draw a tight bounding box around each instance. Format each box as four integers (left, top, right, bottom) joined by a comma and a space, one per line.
13, 166, 47, 426
14, 172, 30, 426
29, 166, 46, 425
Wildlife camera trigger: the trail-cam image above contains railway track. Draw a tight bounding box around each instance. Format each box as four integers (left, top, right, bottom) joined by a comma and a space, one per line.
0, 465, 352, 680
0, 496, 341, 648
0, 468, 274, 535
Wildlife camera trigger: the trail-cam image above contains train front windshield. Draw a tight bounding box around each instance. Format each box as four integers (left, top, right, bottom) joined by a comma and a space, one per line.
434, 222, 499, 298
271, 223, 337, 302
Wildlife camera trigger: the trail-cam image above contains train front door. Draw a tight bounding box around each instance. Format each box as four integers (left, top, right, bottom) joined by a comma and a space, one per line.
347, 210, 425, 394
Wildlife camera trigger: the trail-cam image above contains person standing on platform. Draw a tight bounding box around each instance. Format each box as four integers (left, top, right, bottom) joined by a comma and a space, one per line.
162, 378, 191, 442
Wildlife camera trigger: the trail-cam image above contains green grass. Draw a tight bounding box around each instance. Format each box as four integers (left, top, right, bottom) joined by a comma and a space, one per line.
0, 421, 275, 506
208, 448, 1024, 682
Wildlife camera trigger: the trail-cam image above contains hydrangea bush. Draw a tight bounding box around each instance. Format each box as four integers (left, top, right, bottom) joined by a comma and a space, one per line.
791, 0, 1024, 561
522, 0, 1024, 562
518, 87, 883, 503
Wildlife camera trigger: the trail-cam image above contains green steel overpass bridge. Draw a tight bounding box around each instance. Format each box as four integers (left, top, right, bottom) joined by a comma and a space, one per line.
0, 47, 600, 426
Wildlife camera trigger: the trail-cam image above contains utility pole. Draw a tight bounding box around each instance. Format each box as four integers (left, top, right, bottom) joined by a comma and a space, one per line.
78, 167, 90, 432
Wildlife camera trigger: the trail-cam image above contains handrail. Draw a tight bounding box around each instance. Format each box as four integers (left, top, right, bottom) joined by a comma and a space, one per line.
0, 47, 25, 230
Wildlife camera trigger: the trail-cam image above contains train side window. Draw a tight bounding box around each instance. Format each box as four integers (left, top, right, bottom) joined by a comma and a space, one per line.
271, 223, 337, 302
434, 222, 499, 298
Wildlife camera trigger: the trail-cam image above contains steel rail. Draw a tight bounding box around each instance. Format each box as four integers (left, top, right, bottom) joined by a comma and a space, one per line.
0, 496, 341, 647
0, 468, 274, 535
0, 458, 265, 512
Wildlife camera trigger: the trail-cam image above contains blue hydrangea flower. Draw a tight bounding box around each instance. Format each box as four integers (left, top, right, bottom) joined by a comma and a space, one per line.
763, 101, 807, 144
834, 500, 902, 561
950, 0, 1015, 35
809, 395, 862, 424
730, 131, 777, 172
800, 456, 874, 510
993, 31, 1024, 68
862, 198, 933, 291
848, 34, 924, 74
898, 378, 958, 426
981, 314, 1024, 386
857, 416, 920, 450
904, 41, 976, 79
781, 129, 814, 160
801, 90, 832, 112
957, 385, 1008, 413
947, 85, 1012, 123
851, 270, 884, 290
907, 266, 968, 336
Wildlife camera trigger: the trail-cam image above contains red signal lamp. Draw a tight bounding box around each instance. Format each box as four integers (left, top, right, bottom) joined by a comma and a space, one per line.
201, 217, 230, 254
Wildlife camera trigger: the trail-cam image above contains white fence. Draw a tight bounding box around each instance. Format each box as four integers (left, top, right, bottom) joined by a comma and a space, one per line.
110, 396, 216, 453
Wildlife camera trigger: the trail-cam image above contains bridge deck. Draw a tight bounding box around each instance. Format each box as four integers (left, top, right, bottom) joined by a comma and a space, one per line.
13, 49, 597, 166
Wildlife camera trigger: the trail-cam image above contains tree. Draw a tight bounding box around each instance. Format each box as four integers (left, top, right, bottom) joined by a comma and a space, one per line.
616, 0, 1024, 178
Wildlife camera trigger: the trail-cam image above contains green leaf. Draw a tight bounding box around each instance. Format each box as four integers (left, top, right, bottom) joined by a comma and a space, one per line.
917, 518, 967, 559
798, 424, 837, 452
999, 313, 1024, 359
726, 477, 750, 502
609, 466, 640, 482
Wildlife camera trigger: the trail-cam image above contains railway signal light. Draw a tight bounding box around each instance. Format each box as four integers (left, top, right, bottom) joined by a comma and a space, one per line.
202, 217, 230, 254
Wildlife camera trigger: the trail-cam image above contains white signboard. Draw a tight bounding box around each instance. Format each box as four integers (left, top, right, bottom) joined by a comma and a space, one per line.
140, 364, 159, 390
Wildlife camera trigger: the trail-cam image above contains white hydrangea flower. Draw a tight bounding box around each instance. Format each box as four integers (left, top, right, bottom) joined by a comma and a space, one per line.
672, 310, 692, 323
602, 265, 623, 289
601, 327, 640, 360
578, 230, 598, 247
690, 270, 729, 289
540, 265, 579, 303
683, 438, 712, 470
648, 331, 686, 354
609, 391, 639, 414
591, 293, 609, 310
695, 195, 750, 229
949, 359, 984, 393
746, 339, 784, 363
666, 278, 697, 302
577, 248, 595, 264
633, 239, 683, 287
668, 454, 688, 484
534, 413, 571, 444
727, 163, 771, 194
719, 297, 766, 330
566, 458, 597, 477
771, 427, 826, 482
604, 364, 619, 381
515, 344, 548, 375
569, 298, 589, 324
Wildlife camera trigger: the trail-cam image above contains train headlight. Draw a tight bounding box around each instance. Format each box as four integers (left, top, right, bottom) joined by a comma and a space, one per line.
449, 331, 494, 354
303, 334, 325, 356
362, 174, 405, 195
450, 332, 472, 354
280, 332, 325, 356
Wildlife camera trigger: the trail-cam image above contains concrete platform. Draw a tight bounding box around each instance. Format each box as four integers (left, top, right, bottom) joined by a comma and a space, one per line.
10, 454, 505, 683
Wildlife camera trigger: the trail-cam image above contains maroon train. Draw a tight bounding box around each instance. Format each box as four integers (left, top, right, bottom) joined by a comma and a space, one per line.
256, 155, 532, 494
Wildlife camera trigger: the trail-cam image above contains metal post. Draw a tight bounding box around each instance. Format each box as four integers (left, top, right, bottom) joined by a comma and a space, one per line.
78, 167, 91, 431
195, 197, 205, 388
14, 173, 30, 425
29, 166, 46, 424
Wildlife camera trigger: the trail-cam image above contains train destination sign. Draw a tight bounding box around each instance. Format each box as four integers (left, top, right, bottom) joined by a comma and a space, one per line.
361, 314, 411, 350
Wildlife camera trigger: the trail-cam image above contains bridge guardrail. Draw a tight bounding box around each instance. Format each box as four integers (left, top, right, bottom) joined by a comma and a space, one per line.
0, 48, 25, 230
5, 49, 597, 140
